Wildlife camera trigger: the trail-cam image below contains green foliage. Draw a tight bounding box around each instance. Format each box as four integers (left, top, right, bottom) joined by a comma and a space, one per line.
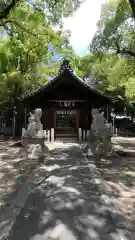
82, 0, 135, 115
0, 0, 84, 22
0, 0, 79, 130
1, 0, 135, 130
125, 78, 135, 101
90, 0, 132, 52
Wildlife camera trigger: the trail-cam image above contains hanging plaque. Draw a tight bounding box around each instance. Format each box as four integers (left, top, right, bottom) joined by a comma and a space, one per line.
60, 101, 75, 107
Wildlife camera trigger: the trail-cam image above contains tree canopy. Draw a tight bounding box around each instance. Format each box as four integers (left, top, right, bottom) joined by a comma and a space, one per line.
77, 0, 135, 115
0, 0, 85, 22
0, 0, 82, 130
1, 0, 135, 131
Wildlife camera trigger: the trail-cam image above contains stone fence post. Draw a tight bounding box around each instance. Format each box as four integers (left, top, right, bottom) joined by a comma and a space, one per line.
51, 128, 54, 142
78, 128, 82, 142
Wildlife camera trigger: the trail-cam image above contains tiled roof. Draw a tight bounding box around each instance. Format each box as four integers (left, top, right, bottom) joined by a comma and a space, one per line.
22, 59, 111, 102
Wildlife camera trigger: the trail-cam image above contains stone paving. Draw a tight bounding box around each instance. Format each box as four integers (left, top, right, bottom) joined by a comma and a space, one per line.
5, 143, 122, 240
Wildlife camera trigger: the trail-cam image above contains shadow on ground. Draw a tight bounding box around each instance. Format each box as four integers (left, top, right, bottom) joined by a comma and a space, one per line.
7, 145, 120, 240
0, 141, 49, 216
87, 155, 135, 233
112, 137, 135, 156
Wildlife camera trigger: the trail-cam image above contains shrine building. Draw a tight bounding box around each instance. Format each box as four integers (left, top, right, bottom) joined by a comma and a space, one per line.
22, 59, 112, 141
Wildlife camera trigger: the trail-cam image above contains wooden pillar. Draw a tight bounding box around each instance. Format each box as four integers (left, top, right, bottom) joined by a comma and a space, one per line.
47, 130, 50, 142
76, 110, 79, 129
44, 108, 48, 129
88, 107, 92, 130
52, 108, 55, 129
41, 108, 46, 130
24, 107, 27, 129
49, 108, 54, 129
104, 105, 109, 122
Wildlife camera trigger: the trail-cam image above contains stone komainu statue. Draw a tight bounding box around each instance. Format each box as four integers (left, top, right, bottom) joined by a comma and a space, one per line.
23, 108, 43, 137
87, 108, 116, 157
22, 108, 47, 160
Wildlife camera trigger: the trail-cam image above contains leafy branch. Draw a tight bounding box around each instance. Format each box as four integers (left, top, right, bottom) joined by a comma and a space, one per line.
129, 0, 135, 17
115, 39, 135, 58
19, 45, 39, 74
124, 67, 135, 76
0, 20, 39, 38
0, 0, 20, 20
27, 0, 43, 13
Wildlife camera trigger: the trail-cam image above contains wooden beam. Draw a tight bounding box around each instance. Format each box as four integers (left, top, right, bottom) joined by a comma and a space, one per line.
47, 100, 87, 102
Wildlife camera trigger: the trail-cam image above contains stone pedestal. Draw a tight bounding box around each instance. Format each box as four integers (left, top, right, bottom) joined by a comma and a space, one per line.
23, 136, 45, 161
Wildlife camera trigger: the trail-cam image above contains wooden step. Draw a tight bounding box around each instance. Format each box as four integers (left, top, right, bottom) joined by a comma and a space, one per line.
55, 138, 78, 143
56, 133, 78, 138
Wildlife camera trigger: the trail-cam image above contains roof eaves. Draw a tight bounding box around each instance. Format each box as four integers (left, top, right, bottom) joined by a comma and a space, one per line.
70, 71, 111, 101
22, 67, 112, 102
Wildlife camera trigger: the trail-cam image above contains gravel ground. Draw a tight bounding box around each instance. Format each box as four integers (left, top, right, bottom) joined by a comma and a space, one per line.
1, 137, 135, 236
86, 137, 135, 234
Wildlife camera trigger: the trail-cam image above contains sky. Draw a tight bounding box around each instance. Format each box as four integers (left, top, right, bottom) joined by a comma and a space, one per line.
63, 0, 106, 56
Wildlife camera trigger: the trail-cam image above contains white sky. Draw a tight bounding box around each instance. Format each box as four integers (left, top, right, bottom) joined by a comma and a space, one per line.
63, 0, 106, 56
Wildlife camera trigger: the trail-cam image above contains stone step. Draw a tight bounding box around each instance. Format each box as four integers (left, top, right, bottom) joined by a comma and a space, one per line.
55, 138, 78, 143
55, 133, 78, 142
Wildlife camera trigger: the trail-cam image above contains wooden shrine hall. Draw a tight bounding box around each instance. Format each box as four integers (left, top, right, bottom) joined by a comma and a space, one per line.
22, 59, 111, 141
